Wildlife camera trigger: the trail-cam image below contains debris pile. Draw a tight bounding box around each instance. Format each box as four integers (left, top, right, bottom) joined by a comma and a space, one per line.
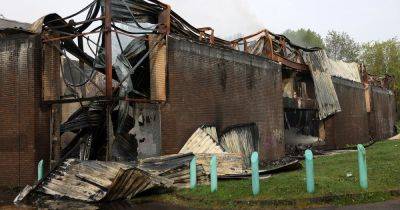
15, 153, 208, 203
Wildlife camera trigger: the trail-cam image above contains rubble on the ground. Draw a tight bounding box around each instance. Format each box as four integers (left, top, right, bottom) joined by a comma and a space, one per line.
15, 153, 208, 203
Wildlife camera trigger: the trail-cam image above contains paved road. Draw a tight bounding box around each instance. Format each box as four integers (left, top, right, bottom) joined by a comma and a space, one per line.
308, 199, 400, 210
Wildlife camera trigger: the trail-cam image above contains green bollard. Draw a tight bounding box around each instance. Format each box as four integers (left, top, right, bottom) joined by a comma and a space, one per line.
357, 144, 368, 189
251, 152, 260, 196
190, 157, 197, 189
37, 159, 44, 181
305, 149, 315, 193
210, 155, 217, 192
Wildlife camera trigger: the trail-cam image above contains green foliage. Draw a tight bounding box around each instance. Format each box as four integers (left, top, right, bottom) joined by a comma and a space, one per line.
360, 38, 400, 108
283, 28, 325, 49
360, 38, 400, 78
325, 30, 361, 62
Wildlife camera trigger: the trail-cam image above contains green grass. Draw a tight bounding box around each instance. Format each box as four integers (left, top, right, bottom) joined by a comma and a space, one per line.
136, 140, 400, 209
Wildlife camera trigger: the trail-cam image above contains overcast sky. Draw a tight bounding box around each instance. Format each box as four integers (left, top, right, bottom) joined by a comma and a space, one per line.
1, 0, 399, 42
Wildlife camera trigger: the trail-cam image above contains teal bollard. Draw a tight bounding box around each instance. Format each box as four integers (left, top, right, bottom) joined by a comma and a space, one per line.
305, 149, 315, 193
251, 152, 260, 196
37, 159, 44, 181
210, 155, 217, 192
357, 144, 368, 189
190, 157, 197, 189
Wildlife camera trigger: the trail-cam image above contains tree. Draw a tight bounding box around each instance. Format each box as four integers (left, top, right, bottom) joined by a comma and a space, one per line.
282, 29, 325, 49
360, 38, 400, 83
359, 38, 400, 75
325, 30, 360, 62
360, 38, 400, 111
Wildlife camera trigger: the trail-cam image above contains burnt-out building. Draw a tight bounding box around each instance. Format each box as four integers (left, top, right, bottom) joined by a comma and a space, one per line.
0, 0, 397, 188
161, 37, 284, 160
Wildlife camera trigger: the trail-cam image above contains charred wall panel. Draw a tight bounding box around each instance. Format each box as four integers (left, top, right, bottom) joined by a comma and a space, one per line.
130, 104, 161, 158
161, 36, 284, 161
324, 77, 369, 149
369, 86, 396, 140
0, 34, 50, 187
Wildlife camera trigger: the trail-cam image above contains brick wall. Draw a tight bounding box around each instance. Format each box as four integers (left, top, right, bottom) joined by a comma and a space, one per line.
324, 77, 369, 149
0, 34, 50, 187
369, 86, 396, 140
160, 36, 284, 161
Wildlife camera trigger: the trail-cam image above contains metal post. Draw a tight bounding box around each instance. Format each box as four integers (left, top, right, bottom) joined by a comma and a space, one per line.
78, 36, 86, 98
251, 152, 260, 196
37, 160, 44, 181
190, 157, 197, 189
104, 0, 113, 99
305, 149, 315, 193
357, 144, 368, 189
210, 155, 217, 192
104, 0, 113, 161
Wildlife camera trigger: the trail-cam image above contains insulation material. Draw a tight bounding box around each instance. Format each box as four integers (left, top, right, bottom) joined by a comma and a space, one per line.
196, 153, 247, 176
327, 59, 361, 82
302, 51, 341, 119
179, 125, 223, 154
149, 34, 167, 101
283, 77, 295, 98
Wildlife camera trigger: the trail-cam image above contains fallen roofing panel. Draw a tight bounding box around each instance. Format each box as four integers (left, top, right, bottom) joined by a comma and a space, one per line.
179, 125, 223, 154
15, 153, 208, 203
36, 159, 172, 202
302, 51, 341, 119
138, 153, 209, 188
219, 124, 258, 167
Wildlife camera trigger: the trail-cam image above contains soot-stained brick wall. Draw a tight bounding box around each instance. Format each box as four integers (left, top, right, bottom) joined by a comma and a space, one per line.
324, 77, 369, 149
160, 36, 284, 161
0, 34, 50, 187
369, 86, 396, 140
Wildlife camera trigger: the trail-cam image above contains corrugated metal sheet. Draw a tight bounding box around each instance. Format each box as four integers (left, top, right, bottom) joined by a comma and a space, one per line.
179, 125, 223, 154
0, 18, 30, 30
302, 51, 341, 119
18, 153, 207, 202
327, 59, 361, 82
219, 123, 258, 167
36, 159, 172, 202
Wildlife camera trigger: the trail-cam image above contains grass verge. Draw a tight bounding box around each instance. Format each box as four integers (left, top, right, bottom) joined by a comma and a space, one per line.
133, 140, 400, 209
